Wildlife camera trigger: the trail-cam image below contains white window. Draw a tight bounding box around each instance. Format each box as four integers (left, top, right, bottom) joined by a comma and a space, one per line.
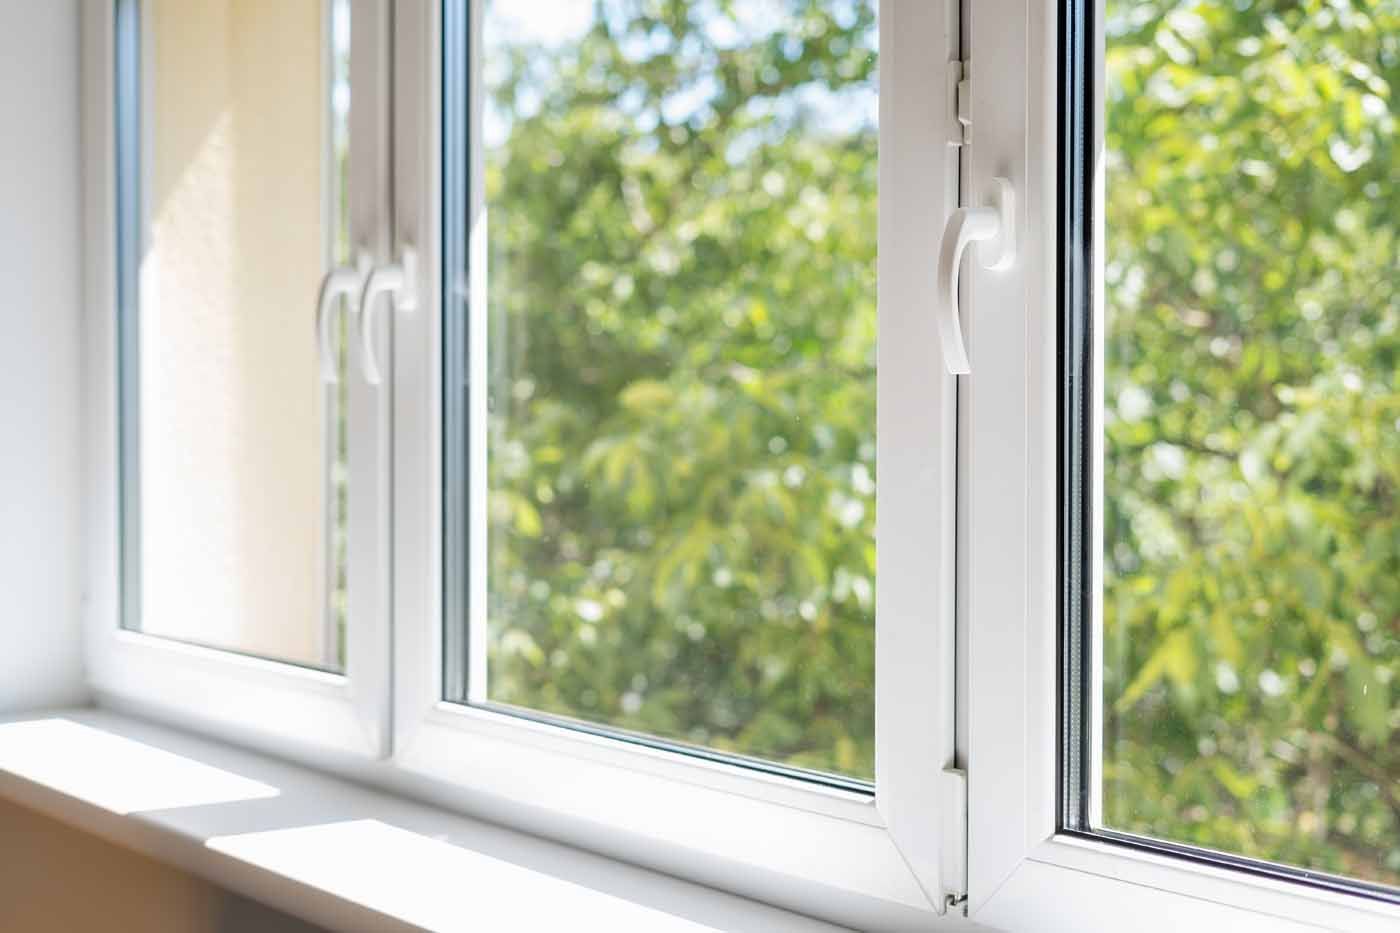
89, 0, 391, 755
81, 1, 1399, 929
965, 0, 1398, 930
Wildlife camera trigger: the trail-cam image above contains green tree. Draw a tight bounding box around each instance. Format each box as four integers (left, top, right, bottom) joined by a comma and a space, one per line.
482, 0, 878, 777
1102, 0, 1399, 886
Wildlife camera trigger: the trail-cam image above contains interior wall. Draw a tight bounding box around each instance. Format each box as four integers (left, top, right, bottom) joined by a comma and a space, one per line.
0, 0, 87, 713
0, 798, 324, 933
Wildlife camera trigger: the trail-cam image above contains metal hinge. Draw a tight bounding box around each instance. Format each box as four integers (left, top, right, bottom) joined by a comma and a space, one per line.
940, 766, 968, 912
947, 61, 971, 147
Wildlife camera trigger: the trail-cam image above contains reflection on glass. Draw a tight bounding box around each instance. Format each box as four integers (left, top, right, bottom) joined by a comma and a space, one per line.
126, 0, 351, 670
327, 0, 352, 669
480, 0, 878, 778
1101, 1, 1398, 887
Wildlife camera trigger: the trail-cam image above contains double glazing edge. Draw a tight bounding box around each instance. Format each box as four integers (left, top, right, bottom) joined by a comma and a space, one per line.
114, 0, 142, 633
1057, 0, 1093, 836
1080, 827, 1400, 907
440, 0, 471, 701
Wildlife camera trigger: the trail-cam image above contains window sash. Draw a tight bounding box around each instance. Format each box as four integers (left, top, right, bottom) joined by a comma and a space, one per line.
965, 0, 1400, 928
1054, 0, 1400, 906
85, 0, 393, 759
390, 0, 965, 922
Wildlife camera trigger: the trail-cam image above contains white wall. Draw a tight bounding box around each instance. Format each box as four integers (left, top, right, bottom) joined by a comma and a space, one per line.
0, 0, 87, 711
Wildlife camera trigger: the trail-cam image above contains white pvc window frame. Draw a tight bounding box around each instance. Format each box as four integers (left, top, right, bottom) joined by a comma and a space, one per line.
81, 1, 968, 928
81, 0, 394, 760
387, 1, 966, 928
962, 2, 1400, 931
77, 1, 1400, 930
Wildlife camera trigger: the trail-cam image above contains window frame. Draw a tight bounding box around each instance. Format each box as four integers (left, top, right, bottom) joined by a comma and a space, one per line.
81, 0, 394, 760
77, 0, 1400, 929
387, 0, 965, 926
83, 8, 973, 924
963, 1, 1400, 930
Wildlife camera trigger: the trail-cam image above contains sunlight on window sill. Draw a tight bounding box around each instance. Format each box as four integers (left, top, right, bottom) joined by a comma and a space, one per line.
208, 819, 726, 932
0, 718, 279, 813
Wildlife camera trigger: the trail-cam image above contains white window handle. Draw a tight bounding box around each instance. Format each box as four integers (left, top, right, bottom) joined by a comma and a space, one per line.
357, 247, 419, 386
315, 254, 371, 383
935, 177, 1015, 374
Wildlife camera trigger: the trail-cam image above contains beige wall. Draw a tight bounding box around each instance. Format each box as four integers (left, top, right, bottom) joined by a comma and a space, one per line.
0, 799, 323, 932
139, 0, 330, 666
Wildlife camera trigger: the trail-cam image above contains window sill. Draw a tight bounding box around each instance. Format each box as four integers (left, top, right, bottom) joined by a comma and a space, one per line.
0, 708, 845, 933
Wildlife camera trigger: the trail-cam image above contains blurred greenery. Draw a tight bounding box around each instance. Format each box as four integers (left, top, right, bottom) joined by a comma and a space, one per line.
473, 0, 1399, 884
1102, 0, 1398, 888
480, 0, 877, 778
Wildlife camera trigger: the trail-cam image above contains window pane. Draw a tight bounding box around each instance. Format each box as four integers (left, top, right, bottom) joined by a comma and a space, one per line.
469, 0, 878, 779
118, 0, 352, 670
1100, 0, 1399, 887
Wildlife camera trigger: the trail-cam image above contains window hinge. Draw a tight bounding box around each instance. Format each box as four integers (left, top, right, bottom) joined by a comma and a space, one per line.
940, 766, 968, 912
948, 61, 971, 147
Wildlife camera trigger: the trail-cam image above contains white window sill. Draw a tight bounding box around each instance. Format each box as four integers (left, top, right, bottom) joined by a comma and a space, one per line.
0, 709, 847, 933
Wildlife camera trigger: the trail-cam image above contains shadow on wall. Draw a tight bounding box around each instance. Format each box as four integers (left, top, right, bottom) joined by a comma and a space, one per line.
0, 796, 325, 933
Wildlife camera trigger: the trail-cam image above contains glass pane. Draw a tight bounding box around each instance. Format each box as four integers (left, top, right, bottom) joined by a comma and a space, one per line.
474, 0, 878, 779
119, 0, 352, 671
1100, 0, 1399, 887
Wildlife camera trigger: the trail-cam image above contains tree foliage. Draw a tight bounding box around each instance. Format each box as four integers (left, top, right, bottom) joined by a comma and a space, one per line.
482, 0, 878, 778
1102, 0, 1399, 886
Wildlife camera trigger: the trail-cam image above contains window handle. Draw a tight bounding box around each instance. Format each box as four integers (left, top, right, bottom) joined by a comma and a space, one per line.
935, 177, 1016, 374
315, 254, 372, 383
356, 247, 419, 387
